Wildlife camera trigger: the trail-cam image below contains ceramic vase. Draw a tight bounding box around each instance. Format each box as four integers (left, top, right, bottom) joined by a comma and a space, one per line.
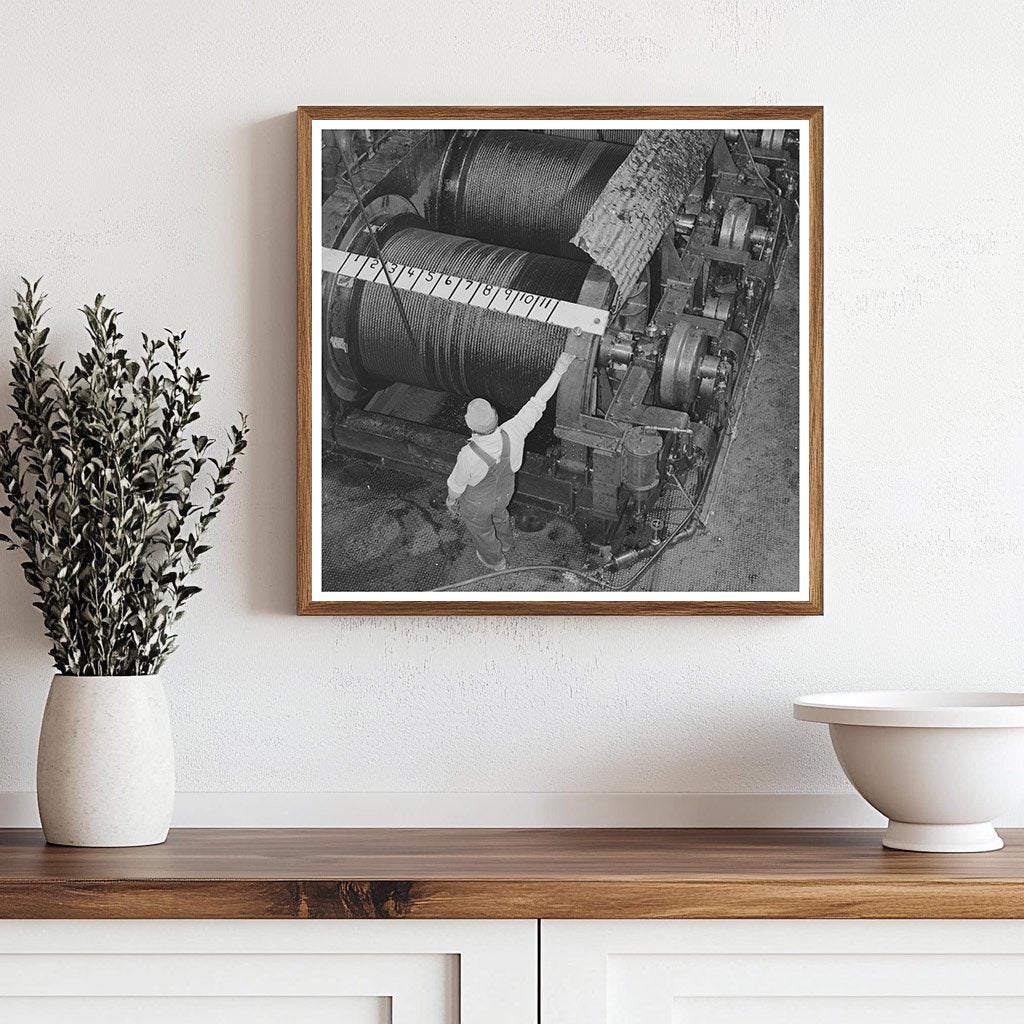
36, 674, 174, 847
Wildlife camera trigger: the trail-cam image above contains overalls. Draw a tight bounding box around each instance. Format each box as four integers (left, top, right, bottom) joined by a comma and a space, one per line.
460, 430, 515, 568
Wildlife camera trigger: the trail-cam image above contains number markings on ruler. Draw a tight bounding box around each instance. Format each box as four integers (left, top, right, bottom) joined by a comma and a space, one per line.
322, 247, 608, 335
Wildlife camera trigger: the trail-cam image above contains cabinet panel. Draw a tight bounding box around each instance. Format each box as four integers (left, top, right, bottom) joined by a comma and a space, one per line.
0, 997, 389, 1024
677, 998, 1024, 1024
0, 919, 536, 1024
542, 920, 1024, 1023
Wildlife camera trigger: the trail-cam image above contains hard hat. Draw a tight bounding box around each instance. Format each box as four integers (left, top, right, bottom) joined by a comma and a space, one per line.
465, 398, 499, 434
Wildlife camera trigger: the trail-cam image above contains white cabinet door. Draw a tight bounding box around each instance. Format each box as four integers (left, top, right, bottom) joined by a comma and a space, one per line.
542, 919, 1024, 1023
0, 919, 535, 1024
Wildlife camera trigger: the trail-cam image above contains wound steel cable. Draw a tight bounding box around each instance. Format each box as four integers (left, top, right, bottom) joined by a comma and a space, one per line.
338, 144, 424, 366
347, 218, 593, 409
433, 130, 629, 261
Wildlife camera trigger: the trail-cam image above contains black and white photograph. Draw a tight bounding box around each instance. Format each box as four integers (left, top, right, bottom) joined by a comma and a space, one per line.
303, 112, 821, 611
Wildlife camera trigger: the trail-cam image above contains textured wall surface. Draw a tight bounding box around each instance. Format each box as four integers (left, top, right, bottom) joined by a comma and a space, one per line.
1, 1, 1022, 820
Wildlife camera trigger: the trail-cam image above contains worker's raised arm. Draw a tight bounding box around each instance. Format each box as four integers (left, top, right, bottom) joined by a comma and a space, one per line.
534, 351, 576, 404
502, 351, 576, 444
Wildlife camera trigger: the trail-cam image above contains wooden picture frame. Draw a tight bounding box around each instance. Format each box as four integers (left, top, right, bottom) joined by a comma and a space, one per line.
299, 106, 822, 615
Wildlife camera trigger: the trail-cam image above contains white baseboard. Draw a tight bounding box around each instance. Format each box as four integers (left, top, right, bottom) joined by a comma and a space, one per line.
3, 790, 1020, 829
0, 791, 883, 828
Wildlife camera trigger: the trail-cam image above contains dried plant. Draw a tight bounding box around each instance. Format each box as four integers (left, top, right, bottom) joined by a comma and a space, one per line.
0, 279, 248, 676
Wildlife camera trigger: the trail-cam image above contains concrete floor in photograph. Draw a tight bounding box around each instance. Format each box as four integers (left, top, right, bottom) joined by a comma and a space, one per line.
320, 245, 801, 595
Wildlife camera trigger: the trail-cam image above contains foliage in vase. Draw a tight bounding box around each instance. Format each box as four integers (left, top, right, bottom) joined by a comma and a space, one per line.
0, 280, 248, 676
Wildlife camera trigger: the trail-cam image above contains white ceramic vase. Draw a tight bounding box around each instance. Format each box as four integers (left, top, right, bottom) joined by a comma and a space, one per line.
36, 675, 175, 847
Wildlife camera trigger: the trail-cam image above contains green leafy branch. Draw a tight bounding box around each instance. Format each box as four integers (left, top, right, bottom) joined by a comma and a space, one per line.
0, 279, 248, 675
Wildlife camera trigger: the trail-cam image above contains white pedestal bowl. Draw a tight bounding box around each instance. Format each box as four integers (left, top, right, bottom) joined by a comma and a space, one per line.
793, 691, 1024, 852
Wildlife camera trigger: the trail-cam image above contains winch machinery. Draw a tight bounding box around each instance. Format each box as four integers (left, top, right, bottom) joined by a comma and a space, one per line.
321, 127, 799, 568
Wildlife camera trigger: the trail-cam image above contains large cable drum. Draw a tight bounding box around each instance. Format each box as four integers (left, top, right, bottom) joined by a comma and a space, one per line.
332, 213, 607, 410
431, 130, 629, 261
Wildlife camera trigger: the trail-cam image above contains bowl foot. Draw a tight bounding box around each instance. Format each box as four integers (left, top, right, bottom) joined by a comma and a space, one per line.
882, 821, 1004, 853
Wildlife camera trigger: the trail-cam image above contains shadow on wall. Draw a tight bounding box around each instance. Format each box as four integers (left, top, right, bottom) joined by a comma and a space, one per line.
0, 548, 51, 764
244, 114, 299, 617
0, 574, 49, 671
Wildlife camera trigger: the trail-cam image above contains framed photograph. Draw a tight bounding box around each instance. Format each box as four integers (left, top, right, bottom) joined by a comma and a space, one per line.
298, 106, 822, 615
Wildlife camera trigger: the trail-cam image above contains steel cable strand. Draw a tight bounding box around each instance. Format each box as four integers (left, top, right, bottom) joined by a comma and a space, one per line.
351, 223, 590, 408
435, 131, 629, 260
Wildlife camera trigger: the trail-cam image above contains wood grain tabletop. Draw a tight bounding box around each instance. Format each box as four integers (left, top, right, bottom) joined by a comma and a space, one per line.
2, 828, 1023, 919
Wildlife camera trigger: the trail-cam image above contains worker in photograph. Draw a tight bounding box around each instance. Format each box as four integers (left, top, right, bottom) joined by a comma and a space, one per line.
446, 351, 577, 572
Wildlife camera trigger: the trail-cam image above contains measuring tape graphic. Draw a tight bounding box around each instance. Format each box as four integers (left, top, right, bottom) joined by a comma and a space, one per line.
322, 247, 609, 335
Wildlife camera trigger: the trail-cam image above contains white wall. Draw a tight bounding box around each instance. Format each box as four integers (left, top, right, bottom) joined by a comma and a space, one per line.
1, 0, 1021, 826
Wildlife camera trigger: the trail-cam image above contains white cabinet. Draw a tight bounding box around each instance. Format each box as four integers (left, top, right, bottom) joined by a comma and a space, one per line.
8, 917, 1024, 1021
542, 920, 1024, 1023
0, 920, 536, 1024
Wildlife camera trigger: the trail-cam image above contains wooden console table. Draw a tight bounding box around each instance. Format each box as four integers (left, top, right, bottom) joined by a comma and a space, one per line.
4, 828, 1024, 1020
2, 826, 1023, 919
